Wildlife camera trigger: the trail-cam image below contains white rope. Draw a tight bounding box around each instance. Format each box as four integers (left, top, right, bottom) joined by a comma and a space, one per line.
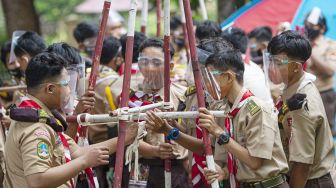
124, 108, 147, 181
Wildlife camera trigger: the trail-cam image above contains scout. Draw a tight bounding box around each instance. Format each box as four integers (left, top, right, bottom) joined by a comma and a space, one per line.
3, 52, 137, 188
304, 7, 336, 134
266, 30, 335, 187
145, 49, 289, 188
88, 36, 126, 187
129, 38, 189, 188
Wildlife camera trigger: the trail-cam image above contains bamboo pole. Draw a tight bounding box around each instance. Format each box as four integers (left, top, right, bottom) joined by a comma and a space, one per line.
140, 0, 148, 34
113, 0, 138, 187
156, 0, 162, 37
182, 0, 218, 187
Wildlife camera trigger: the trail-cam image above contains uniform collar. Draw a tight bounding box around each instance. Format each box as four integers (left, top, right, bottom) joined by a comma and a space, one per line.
282, 72, 316, 98
25, 94, 53, 116
230, 88, 247, 111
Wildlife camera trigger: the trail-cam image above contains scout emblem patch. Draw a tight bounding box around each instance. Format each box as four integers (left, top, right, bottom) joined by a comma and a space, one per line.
246, 100, 260, 116
37, 141, 50, 159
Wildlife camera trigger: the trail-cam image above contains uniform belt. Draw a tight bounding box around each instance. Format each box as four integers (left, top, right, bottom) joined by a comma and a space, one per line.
239, 174, 286, 188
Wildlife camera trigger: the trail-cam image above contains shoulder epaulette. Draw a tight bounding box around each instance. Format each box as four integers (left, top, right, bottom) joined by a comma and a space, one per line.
185, 85, 196, 97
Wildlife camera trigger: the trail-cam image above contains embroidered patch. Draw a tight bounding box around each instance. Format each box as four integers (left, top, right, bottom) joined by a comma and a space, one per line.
287, 117, 293, 127
37, 141, 50, 159
34, 130, 49, 139
246, 100, 260, 116
185, 86, 196, 97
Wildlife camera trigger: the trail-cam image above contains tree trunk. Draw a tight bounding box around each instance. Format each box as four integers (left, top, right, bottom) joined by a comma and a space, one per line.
217, 0, 247, 23
217, 0, 236, 23
1, 0, 40, 37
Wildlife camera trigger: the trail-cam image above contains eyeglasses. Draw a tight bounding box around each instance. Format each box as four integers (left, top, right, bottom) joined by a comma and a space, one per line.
269, 55, 304, 65
209, 70, 224, 76
138, 56, 164, 66
46, 80, 70, 87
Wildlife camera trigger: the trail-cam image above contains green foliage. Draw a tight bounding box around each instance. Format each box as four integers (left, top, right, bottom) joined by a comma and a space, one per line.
34, 0, 83, 21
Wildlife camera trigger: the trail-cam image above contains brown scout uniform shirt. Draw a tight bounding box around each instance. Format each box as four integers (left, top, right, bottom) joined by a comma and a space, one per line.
214, 89, 288, 182
143, 82, 188, 160
307, 36, 336, 92
280, 73, 334, 179
4, 95, 79, 188
88, 65, 123, 144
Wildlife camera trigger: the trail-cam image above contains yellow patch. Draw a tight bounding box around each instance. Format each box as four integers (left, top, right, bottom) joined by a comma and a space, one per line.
37, 141, 50, 159
246, 100, 261, 116
185, 86, 196, 97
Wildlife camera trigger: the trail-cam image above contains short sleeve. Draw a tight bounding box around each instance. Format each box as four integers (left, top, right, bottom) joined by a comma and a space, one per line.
65, 134, 79, 154
21, 126, 53, 176
245, 106, 276, 160
288, 108, 316, 164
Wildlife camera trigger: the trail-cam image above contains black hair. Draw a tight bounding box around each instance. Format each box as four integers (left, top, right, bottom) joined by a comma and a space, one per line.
198, 37, 234, 53
304, 10, 328, 33
267, 30, 312, 62
46, 43, 82, 65
195, 21, 221, 41
205, 49, 245, 82
120, 31, 147, 63
14, 31, 46, 58
1, 40, 11, 65
100, 36, 121, 65
170, 16, 182, 31
248, 26, 273, 42
139, 38, 175, 59
73, 22, 99, 43
25, 52, 68, 90
221, 27, 248, 54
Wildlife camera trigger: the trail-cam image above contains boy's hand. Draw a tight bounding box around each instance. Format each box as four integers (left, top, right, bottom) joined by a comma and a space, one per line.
202, 161, 228, 184
154, 143, 176, 159
75, 90, 95, 114
145, 110, 172, 135
82, 146, 109, 168
198, 107, 223, 138
125, 123, 138, 145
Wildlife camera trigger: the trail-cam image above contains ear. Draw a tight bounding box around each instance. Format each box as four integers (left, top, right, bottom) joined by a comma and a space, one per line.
78, 43, 85, 52
170, 63, 174, 71
225, 72, 235, 84
46, 84, 56, 94
260, 42, 268, 50
293, 63, 303, 73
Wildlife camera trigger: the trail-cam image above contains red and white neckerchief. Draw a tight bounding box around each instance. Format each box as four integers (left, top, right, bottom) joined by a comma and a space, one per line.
225, 90, 253, 188
129, 90, 162, 108
18, 98, 95, 188
192, 117, 210, 188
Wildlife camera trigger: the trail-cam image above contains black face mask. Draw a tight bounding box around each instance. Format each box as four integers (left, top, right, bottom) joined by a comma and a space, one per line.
174, 38, 185, 48
9, 68, 23, 79
84, 47, 95, 57
250, 49, 262, 58
305, 27, 320, 41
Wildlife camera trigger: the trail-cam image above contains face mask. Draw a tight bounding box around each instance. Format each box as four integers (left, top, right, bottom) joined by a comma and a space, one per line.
9, 68, 23, 79
84, 47, 95, 57
305, 27, 320, 41
174, 38, 185, 48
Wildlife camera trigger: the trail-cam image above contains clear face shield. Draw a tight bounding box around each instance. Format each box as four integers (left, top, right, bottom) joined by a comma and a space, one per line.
138, 53, 165, 93
200, 66, 222, 101
9, 31, 26, 65
185, 47, 212, 85
62, 62, 86, 115
263, 51, 304, 87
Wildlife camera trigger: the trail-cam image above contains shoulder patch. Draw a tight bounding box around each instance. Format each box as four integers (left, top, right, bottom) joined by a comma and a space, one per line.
246, 100, 261, 116
185, 86, 196, 97
37, 140, 50, 159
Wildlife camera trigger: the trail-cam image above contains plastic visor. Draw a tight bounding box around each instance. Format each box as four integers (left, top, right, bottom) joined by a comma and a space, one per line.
62, 62, 86, 115
9, 31, 26, 64
138, 54, 164, 93
185, 48, 213, 85
200, 66, 222, 101
263, 51, 304, 86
